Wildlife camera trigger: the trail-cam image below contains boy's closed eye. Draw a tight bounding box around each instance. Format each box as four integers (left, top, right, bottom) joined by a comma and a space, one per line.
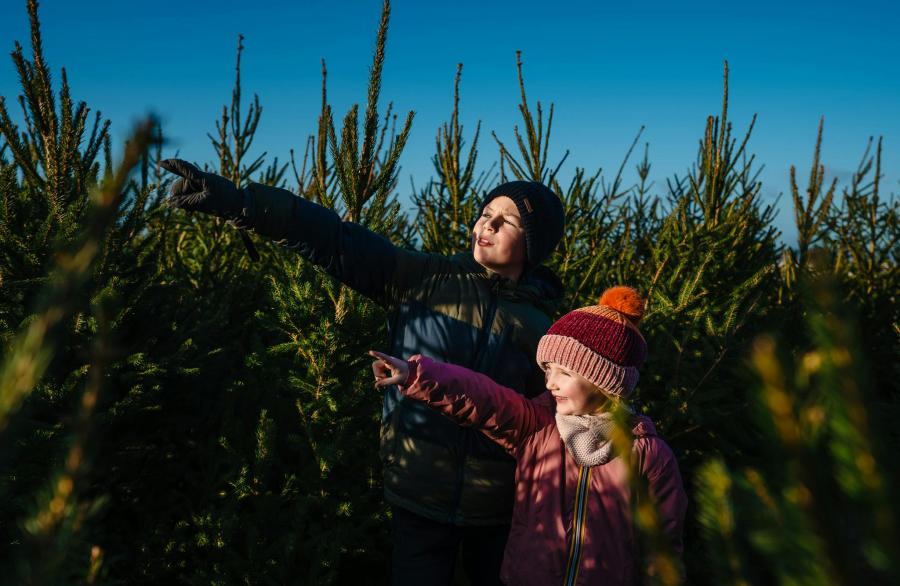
482, 209, 522, 229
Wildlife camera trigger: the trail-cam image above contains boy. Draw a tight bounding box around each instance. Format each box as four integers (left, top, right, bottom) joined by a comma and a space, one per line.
159, 159, 566, 585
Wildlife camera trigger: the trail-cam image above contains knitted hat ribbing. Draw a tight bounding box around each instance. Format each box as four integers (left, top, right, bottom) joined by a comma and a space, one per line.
536, 286, 647, 398
479, 181, 565, 267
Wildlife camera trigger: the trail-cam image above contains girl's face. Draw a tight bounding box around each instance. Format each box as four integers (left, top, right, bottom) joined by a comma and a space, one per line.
543, 362, 612, 416
472, 196, 526, 281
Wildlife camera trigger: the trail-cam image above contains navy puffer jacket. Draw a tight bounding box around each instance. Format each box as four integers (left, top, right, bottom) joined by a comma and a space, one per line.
245, 183, 563, 525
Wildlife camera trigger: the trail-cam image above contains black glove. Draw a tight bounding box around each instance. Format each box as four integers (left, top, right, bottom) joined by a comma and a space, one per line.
159, 158, 259, 261
159, 159, 246, 219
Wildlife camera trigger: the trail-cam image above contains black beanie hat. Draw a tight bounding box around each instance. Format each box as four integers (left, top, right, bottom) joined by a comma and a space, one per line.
478, 181, 565, 267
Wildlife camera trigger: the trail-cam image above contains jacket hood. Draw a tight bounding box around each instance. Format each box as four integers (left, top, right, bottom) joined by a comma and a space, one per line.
631, 414, 658, 438
453, 251, 564, 315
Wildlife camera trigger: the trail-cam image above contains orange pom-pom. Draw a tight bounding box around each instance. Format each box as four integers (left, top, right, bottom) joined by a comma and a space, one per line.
599, 286, 645, 324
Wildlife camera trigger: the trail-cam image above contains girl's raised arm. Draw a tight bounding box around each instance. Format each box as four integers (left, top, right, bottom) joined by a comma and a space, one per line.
370, 351, 553, 453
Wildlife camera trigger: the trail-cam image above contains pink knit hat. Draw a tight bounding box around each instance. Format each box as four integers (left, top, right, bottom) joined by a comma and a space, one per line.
535, 286, 647, 398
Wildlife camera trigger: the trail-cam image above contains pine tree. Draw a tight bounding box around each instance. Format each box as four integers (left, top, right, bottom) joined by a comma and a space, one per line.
0, 1, 897, 584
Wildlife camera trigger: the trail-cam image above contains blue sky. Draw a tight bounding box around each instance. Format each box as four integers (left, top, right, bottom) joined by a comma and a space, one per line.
1, 0, 898, 242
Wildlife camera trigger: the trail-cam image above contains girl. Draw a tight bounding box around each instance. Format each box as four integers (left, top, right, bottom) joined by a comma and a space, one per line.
370, 286, 687, 585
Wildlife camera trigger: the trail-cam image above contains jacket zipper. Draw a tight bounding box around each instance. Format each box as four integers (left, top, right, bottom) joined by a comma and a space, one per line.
564, 465, 592, 586
449, 276, 501, 523
473, 277, 501, 371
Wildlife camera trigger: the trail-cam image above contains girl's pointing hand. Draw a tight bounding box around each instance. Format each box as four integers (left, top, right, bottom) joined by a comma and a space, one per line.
368, 350, 410, 388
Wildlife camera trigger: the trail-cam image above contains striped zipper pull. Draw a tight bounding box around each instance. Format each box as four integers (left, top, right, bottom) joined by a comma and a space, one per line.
563, 465, 592, 586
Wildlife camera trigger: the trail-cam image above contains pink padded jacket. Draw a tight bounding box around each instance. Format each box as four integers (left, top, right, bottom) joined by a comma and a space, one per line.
401, 356, 688, 586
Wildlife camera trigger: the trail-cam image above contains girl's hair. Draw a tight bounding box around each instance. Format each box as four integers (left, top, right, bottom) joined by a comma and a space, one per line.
591, 384, 623, 413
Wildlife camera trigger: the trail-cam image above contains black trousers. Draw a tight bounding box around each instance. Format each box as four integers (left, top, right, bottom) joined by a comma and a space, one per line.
390, 506, 509, 586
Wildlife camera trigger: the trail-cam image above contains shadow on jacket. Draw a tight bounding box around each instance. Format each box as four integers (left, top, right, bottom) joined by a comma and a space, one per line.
245, 183, 564, 525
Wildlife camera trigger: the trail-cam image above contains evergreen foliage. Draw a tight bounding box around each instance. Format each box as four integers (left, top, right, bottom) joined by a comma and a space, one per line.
412, 63, 486, 256
1, 0, 897, 584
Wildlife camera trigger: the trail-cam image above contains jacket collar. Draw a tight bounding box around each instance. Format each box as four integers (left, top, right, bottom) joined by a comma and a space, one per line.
453, 251, 564, 313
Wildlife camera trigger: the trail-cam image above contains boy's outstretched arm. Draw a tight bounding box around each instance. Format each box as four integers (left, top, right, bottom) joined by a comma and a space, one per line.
369, 351, 553, 453
160, 159, 442, 307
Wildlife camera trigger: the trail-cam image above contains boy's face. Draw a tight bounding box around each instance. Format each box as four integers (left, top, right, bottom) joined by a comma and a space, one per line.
472, 196, 526, 280
543, 362, 611, 416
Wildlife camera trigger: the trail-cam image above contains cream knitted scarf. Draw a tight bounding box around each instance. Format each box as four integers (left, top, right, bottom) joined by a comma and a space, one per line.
555, 412, 625, 467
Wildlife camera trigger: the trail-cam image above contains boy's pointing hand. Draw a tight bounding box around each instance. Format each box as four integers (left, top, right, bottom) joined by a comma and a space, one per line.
368, 350, 410, 388
158, 158, 260, 261
159, 159, 244, 216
